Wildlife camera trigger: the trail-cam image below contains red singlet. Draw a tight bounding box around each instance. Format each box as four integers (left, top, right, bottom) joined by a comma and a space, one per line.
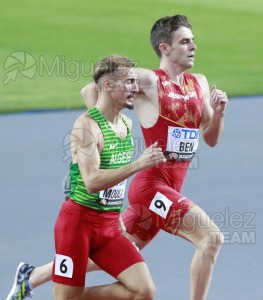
123, 69, 204, 241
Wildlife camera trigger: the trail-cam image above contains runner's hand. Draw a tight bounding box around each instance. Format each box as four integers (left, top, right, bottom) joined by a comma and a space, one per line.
137, 142, 166, 169
210, 85, 228, 114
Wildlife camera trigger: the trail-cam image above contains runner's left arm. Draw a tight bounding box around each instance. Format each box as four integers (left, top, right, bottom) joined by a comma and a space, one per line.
81, 82, 98, 109
196, 74, 228, 147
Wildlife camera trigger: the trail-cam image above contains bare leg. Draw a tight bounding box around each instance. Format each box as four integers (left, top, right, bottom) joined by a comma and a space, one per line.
29, 258, 101, 289
29, 263, 53, 288
54, 262, 155, 300
83, 282, 134, 300
177, 205, 224, 300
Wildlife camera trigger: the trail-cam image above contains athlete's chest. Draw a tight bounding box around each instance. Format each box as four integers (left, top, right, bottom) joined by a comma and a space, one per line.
100, 126, 134, 167
158, 76, 203, 127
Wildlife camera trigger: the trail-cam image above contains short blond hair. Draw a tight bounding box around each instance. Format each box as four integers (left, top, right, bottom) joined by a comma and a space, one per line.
93, 55, 135, 85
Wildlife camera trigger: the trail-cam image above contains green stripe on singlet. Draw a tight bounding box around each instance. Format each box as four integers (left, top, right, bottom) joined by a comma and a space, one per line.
69, 106, 134, 211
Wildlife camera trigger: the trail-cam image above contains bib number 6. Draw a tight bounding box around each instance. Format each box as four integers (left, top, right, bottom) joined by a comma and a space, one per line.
54, 254, 73, 278
60, 259, 68, 274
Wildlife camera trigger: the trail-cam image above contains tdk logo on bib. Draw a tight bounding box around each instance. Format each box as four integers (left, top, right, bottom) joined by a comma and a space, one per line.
172, 128, 199, 139
166, 126, 199, 161
172, 128, 181, 138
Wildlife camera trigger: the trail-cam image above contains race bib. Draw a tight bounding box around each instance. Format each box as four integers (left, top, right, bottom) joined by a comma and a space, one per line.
98, 180, 126, 206
149, 191, 173, 219
165, 126, 199, 161
54, 254, 73, 278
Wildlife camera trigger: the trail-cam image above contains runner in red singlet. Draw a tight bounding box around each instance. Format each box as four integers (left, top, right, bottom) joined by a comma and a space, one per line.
83, 16, 227, 299
119, 15, 228, 300
124, 70, 203, 241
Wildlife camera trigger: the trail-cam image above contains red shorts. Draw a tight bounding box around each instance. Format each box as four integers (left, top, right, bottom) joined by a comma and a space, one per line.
123, 171, 195, 242
52, 200, 144, 287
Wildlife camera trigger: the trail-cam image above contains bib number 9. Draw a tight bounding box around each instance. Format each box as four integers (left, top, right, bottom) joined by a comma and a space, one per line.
154, 200, 166, 211
149, 192, 172, 219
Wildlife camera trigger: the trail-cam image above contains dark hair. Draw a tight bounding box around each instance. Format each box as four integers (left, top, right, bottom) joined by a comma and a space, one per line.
150, 15, 192, 58
93, 55, 135, 85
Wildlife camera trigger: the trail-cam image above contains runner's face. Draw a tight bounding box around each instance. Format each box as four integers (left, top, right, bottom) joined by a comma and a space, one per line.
110, 67, 139, 110
168, 26, 196, 69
